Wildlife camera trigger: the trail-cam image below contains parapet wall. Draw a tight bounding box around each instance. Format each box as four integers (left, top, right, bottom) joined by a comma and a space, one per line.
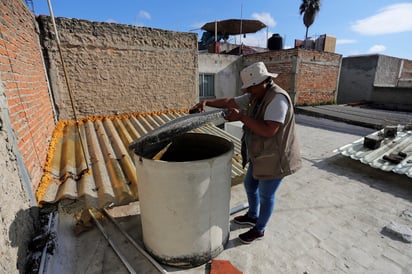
0, 0, 48, 271
37, 16, 199, 120
337, 54, 412, 110
0, 0, 55, 191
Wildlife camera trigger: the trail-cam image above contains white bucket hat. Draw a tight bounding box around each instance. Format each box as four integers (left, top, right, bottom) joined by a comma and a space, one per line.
240, 62, 278, 90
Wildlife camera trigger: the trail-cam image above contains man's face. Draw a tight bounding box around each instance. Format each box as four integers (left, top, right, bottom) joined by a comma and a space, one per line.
245, 82, 266, 102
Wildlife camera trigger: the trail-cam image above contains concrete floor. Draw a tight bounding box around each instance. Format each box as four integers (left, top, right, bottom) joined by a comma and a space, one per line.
46, 114, 412, 274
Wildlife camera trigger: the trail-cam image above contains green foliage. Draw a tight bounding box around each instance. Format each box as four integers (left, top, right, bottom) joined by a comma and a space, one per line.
299, 0, 321, 40
299, 0, 321, 16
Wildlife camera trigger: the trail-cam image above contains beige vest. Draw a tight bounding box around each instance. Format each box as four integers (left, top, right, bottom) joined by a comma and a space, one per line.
242, 84, 302, 179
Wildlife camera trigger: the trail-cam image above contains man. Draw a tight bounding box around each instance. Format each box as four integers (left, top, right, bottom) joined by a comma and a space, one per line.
191, 61, 302, 244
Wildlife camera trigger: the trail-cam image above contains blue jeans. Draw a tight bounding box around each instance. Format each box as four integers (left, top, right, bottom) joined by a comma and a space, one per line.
244, 162, 283, 233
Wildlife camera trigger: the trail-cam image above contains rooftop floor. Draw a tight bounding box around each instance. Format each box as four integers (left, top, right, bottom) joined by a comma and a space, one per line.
42, 112, 412, 274
296, 104, 411, 129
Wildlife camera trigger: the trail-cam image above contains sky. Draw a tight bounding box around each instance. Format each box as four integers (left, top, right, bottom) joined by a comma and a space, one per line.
31, 0, 412, 60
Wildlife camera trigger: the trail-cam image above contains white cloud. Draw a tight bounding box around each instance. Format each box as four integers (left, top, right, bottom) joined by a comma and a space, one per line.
239, 32, 270, 48
251, 12, 276, 27
336, 39, 356, 45
351, 3, 412, 35
138, 10, 151, 20
134, 22, 145, 27
368, 44, 386, 53
105, 19, 117, 24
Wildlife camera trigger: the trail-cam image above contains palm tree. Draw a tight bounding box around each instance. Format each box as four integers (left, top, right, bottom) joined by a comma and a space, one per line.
299, 0, 321, 40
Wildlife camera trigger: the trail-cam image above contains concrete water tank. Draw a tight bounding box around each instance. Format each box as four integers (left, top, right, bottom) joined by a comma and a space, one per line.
134, 133, 234, 267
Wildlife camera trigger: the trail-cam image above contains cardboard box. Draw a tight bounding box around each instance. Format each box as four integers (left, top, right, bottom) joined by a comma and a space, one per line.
323, 35, 336, 53
316, 34, 336, 53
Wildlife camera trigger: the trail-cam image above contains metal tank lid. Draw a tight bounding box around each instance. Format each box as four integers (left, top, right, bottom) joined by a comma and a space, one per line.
129, 109, 227, 157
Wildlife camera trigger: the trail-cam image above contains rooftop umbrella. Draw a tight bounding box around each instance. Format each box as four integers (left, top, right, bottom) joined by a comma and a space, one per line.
201, 19, 266, 36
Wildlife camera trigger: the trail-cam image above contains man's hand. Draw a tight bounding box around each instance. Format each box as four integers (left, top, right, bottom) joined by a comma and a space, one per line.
189, 100, 207, 113
225, 108, 242, 122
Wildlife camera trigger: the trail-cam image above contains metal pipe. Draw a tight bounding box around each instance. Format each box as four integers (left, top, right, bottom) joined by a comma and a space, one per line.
230, 202, 249, 215
46, 0, 90, 173
214, 20, 217, 42
102, 208, 168, 274
88, 209, 137, 274
239, 4, 243, 55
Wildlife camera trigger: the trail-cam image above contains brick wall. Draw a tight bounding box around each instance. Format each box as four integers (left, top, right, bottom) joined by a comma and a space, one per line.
400, 59, 412, 79
244, 48, 342, 105
37, 16, 199, 120
0, 0, 55, 190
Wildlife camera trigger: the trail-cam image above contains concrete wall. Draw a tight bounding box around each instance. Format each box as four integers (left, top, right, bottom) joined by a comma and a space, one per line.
337, 55, 379, 104
373, 55, 412, 110
198, 53, 242, 99
337, 54, 412, 110
244, 48, 342, 106
37, 16, 199, 120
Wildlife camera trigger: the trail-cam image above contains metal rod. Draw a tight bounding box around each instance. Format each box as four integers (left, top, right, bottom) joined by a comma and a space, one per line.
239, 4, 243, 55
46, 0, 90, 172
88, 209, 137, 274
102, 208, 168, 274
230, 202, 249, 215
214, 20, 217, 42
152, 142, 172, 160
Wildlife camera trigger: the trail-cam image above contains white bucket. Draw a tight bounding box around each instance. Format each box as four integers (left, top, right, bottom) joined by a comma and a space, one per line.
134, 133, 234, 267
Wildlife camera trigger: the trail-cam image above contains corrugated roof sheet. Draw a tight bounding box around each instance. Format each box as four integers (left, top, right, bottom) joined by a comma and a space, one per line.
334, 126, 412, 178
36, 110, 245, 209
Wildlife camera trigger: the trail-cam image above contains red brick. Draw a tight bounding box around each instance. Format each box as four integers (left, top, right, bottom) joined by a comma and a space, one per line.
1, 0, 55, 190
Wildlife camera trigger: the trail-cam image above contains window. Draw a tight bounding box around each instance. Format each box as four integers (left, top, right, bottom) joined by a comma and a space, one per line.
199, 74, 215, 99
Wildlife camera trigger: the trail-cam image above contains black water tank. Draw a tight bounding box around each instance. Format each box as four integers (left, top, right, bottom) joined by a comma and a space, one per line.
268, 34, 283, 50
